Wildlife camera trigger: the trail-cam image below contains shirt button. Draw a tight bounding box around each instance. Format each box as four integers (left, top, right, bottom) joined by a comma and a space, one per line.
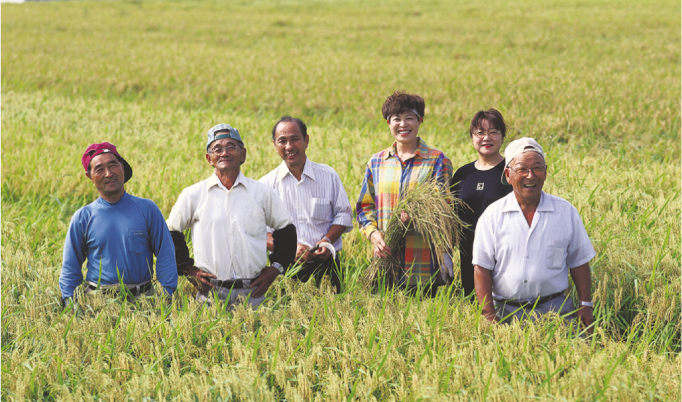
524, 280, 528, 283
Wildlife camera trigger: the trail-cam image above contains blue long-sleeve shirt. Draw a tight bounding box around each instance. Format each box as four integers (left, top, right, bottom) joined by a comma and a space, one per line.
59, 192, 178, 298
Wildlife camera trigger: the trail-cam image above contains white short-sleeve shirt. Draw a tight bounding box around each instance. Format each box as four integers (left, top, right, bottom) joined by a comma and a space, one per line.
259, 159, 353, 251
472, 192, 596, 301
167, 172, 293, 280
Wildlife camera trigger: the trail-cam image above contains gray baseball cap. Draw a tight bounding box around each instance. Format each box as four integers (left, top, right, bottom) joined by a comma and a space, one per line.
206, 123, 243, 152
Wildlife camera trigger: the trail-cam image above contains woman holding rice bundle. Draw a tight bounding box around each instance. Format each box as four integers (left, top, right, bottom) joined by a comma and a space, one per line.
450, 108, 512, 298
356, 91, 453, 293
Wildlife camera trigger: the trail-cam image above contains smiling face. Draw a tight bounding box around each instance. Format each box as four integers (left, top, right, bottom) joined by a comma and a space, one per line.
471, 119, 504, 158
505, 151, 547, 206
87, 153, 126, 201
273, 120, 309, 171
205, 137, 246, 173
388, 111, 421, 147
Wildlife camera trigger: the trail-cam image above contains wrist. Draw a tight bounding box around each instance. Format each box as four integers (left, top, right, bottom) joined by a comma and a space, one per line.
321, 236, 332, 244
580, 300, 593, 308
271, 262, 284, 274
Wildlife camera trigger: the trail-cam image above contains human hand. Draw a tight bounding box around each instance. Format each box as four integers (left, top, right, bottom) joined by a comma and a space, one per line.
399, 211, 411, 225
482, 310, 500, 323
576, 306, 595, 334
181, 266, 216, 292
296, 243, 314, 263
370, 230, 391, 258
312, 240, 332, 261
250, 266, 280, 298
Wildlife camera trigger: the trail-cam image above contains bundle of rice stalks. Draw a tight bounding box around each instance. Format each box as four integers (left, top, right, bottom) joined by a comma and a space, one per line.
365, 179, 466, 288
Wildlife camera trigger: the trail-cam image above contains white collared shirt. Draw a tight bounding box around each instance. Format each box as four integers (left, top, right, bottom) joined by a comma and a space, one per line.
472, 192, 596, 301
259, 159, 353, 251
167, 172, 292, 280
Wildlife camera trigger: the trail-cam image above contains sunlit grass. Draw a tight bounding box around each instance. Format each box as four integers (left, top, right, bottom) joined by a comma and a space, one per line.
2, 0, 680, 400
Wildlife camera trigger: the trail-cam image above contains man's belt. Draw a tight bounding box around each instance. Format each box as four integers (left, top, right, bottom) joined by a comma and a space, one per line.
87, 281, 153, 296
210, 279, 248, 290
496, 291, 566, 308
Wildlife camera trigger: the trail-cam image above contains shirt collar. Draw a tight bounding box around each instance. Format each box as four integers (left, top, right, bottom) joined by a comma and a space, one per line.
208, 171, 246, 191
502, 191, 552, 212
536, 192, 554, 211
274, 158, 316, 182
385, 137, 428, 160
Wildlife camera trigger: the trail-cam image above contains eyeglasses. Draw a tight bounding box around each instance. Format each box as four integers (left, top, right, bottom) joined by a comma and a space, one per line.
508, 166, 547, 177
473, 129, 502, 138
209, 144, 240, 155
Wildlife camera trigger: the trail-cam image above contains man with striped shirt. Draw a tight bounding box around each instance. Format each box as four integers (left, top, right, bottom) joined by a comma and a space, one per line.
260, 116, 353, 293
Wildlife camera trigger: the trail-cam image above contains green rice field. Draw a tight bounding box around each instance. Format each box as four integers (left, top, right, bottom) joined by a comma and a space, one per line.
2, 0, 680, 400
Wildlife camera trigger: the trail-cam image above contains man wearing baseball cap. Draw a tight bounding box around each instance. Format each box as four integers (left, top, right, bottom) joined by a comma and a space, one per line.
472, 138, 596, 331
167, 124, 297, 308
59, 142, 178, 305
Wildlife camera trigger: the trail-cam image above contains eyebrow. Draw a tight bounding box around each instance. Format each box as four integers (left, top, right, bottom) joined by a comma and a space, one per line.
93, 159, 120, 169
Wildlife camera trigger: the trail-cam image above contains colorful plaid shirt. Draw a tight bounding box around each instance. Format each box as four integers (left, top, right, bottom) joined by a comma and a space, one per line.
356, 138, 453, 285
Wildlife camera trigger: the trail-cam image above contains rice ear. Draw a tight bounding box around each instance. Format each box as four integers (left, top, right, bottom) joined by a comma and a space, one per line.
364, 179, 466, 289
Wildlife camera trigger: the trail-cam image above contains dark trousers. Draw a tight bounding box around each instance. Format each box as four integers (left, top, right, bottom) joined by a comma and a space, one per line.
459, 232, 476, 298
293, 255, 342, 294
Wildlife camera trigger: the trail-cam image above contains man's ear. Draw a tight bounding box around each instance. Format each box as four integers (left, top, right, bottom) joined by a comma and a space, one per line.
205, 153, 213, 166
240, 147, 247, 165
85, 172, 92, 180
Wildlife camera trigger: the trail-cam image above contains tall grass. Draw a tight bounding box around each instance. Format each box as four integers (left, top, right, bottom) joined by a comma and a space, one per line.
2, 0, 680, 400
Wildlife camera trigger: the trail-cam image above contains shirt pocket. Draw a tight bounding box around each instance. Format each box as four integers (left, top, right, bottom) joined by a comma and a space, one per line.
127, 230, 149, 256
242, 210, 266, 238
310, 198, 331, 223
546, 238, 570, 270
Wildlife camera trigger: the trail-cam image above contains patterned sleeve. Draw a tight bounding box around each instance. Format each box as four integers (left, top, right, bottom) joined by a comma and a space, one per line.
433, 152, 454, 190
355, 161, 378, 239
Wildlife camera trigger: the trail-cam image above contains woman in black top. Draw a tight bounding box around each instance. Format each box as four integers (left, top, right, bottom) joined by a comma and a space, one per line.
451, 109, 512, 297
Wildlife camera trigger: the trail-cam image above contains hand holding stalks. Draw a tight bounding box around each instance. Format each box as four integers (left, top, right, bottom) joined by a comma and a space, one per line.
370, 230, 391, 258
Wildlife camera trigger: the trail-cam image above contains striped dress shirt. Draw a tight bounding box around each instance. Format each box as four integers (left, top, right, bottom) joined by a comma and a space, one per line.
356, 138, 453, 285
259, 159, 353, 251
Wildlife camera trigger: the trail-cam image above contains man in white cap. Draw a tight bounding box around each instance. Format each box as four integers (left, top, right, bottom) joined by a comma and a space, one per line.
167, 124, 296, 307
259, 116, 353, 293
472, 138, 596, 329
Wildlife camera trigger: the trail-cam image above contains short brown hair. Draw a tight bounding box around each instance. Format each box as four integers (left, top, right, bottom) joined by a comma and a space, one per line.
381, 91, 425, 121
469, 108, 507, 138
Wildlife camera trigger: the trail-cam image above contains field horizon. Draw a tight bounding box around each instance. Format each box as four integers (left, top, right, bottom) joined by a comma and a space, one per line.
2, 0, 680, 400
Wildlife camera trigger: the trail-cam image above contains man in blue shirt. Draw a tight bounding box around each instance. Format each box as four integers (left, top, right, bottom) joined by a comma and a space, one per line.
59, 142, 178, 305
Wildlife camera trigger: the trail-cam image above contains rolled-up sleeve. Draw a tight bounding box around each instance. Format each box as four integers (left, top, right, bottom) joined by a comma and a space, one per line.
331, 175, 353, 231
